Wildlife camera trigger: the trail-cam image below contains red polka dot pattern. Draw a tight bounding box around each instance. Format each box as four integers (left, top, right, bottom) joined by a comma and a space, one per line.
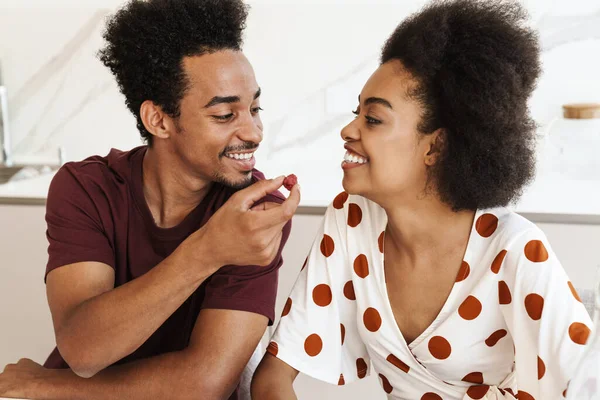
333, 192, 349, 209
476, 214, 499, 238
353, 254, 369, 278
491, 250, 507, 274
485, 329, 507, 347
320, 235, 335, 257
344, 281, 356, 300
379, 374, 393, 394
304, 334, 323, 357
267, 341, 278, 357
386, 354, 410, 373
282, 298, 292, 317
363, 308, 382, 332
458, 295, 483, 320
499, 281, 512, 305
524, 294, 544, 321
312, 284, 333, 307
428, 336, 452, 360
467, 385, 490, 399
462, 372, 484, 384
569, 322, 591, 345
456, 261, 471, 282
524, 240, 549, 262
356, 358, 368, 379
347, 203, 363, 227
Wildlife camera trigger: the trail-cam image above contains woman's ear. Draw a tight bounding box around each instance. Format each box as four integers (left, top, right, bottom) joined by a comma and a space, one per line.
424, 128, 445, 166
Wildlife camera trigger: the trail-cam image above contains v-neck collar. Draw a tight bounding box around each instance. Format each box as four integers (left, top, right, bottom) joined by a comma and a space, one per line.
376, 210, 481, 351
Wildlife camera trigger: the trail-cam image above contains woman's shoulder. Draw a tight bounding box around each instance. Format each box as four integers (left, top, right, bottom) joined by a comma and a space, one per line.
475, 207, 556, 279
477, 207, 546, 245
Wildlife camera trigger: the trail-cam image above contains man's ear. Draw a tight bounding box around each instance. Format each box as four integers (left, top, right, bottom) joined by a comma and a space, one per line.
140, 100, 174, 140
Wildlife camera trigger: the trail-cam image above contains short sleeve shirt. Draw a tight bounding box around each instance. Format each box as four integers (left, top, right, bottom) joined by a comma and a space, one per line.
43, 146, 291, 400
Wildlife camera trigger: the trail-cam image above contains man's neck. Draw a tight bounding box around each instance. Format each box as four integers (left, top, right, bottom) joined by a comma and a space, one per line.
142, 147, 213, 229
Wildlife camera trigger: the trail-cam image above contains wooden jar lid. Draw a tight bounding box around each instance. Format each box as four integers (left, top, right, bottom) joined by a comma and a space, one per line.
563, 103, 600, 119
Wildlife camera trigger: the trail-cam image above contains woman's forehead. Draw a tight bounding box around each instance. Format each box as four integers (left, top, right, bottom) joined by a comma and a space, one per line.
360, 61, 418, 106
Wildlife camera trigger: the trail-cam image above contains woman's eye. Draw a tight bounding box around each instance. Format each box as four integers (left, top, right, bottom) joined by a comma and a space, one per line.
251, 107, 264, 114
366, 116, 382, 125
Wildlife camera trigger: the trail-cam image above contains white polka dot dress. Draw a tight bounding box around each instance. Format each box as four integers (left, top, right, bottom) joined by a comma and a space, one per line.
268, 193, 592, 399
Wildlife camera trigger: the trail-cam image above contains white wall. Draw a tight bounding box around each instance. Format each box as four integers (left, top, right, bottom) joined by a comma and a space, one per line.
0, 0, 599, 205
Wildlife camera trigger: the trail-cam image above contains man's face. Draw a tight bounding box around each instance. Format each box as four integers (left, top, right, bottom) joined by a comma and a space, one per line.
169, 50, 263, 190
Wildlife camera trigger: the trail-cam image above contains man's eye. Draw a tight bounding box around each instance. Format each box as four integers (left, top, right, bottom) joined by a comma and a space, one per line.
251, 107, 264, 114
213, 113, 234, 121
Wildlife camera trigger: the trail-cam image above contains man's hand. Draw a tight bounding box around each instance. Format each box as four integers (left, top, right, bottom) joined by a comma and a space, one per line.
187, 176, 300, 268
0, 359, 56, 399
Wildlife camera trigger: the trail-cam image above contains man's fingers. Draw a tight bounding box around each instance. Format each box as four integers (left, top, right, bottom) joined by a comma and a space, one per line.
236, 177, 285, 211
250, 201, 281, 212
270, 230, 284, 255
260, 183, 301, 227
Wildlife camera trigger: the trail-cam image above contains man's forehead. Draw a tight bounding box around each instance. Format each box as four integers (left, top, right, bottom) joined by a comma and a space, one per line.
182, 50, 258, 98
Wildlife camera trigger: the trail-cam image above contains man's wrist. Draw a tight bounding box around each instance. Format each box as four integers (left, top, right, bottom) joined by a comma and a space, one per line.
175, 230, 221, 282
29, 368, 74, 400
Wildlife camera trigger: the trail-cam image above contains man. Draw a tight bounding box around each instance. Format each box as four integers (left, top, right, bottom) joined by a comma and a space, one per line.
0, 0, 299, 399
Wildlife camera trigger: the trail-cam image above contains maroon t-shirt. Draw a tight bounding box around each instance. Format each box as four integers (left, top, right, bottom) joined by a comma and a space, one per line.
43, 146, 291, 399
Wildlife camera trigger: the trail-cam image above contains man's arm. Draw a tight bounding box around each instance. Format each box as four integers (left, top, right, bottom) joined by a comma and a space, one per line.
252, 353, 299, 400
46, 242, 217, 378
1, 308, 268, 400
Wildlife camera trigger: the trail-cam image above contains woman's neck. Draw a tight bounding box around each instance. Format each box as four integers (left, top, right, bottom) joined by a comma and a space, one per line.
383, 196, 476, 265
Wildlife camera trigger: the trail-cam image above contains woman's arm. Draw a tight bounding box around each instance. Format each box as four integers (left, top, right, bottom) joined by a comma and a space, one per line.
500, 227, 592, 399
252, 353, 300, 400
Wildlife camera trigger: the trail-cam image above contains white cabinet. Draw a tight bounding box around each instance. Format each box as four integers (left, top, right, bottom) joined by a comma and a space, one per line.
0, 205, 55, 367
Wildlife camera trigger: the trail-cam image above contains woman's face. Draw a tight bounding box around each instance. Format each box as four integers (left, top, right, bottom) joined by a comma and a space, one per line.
340, 60, 440, 206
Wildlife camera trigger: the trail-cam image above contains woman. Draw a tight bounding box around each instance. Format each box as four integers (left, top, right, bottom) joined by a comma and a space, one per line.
251, 0, 592, 399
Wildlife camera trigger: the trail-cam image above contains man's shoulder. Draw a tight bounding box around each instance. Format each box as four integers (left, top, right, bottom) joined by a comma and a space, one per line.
48, 147, 143, 204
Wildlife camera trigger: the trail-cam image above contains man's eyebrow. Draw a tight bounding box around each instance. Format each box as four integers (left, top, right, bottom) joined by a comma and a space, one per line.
204, 95, 240, 108
204, 88, 261, 108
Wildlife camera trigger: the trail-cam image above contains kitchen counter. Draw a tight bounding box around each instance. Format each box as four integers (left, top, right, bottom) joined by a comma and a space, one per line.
1, 172, 599, 224
0, 173, 54, 206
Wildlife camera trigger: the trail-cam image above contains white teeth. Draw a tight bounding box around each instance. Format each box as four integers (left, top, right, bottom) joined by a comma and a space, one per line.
226, 153, 254, 160
343, 151, 368, 164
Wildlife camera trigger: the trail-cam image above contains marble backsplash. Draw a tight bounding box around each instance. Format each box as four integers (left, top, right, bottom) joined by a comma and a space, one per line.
0, 0, 599, 205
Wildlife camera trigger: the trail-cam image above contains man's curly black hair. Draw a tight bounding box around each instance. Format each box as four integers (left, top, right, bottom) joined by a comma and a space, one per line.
98, 0, 249, 145
381, 0, 541, 211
